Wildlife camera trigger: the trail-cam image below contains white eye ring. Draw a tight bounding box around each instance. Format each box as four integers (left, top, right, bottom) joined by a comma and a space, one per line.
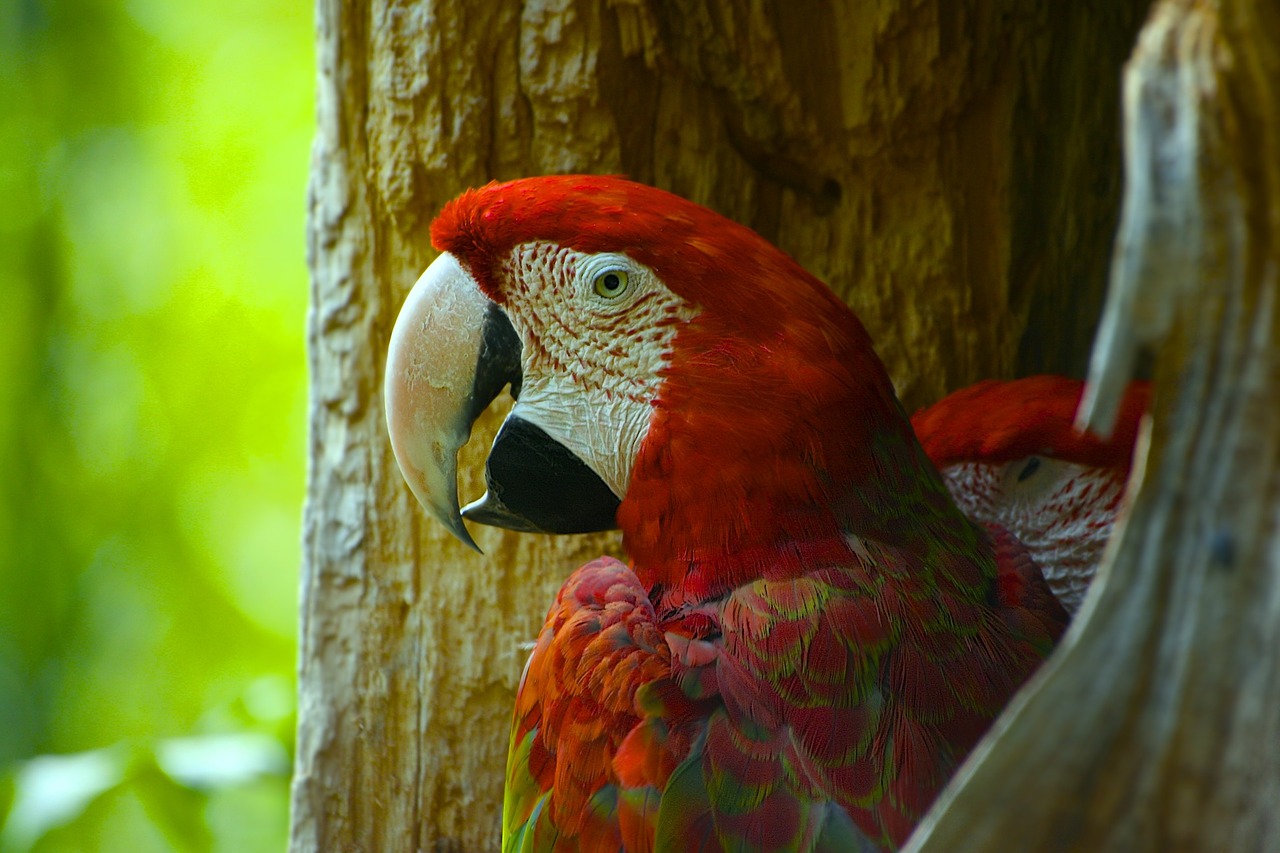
593, 269, 630, 299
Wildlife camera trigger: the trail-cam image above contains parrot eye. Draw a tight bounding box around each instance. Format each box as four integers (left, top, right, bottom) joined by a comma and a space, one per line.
579, 253, 641, 306
593, 269, 630, 299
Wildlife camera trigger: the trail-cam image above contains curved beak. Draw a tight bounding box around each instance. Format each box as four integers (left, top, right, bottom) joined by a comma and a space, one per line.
384, 252, 521, 551
385, 252, 620, 551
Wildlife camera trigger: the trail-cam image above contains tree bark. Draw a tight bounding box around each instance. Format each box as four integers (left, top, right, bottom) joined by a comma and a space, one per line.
293, 2, 1148, 850
908, 1, 1280, 850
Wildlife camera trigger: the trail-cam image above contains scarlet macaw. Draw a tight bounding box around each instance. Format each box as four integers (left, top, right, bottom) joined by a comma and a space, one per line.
385, 176, 1069, 852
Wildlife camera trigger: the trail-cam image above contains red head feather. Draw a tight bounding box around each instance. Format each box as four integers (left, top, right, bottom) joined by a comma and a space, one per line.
430, 175, 853, 333
912, 376, 1151, 472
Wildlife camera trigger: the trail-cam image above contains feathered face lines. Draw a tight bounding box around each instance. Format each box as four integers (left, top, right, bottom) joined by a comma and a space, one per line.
498, 241, 694, 400
490, 241, 697, 500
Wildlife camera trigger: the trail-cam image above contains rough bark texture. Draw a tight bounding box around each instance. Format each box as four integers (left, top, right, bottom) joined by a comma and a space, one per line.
293, 2, 1149, 850
908, 0, 1280, 850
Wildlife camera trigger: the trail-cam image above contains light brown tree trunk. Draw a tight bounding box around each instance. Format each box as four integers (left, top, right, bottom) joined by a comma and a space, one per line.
292, 2, 1148, 850
908, 1, 1280, 850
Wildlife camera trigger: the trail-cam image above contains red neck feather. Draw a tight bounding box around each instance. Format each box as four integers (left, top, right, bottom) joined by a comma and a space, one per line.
618, 292, 960, 608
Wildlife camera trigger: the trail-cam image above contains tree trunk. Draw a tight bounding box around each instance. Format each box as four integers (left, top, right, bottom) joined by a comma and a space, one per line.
908, 1, 1280, 850
292, 2, 1148, 850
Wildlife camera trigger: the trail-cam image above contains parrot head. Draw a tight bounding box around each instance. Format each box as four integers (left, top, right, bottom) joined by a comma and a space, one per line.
386, 175, 946, 594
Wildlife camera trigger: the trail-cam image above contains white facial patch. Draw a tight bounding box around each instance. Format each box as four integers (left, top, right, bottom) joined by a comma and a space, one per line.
497, 242, 698, 497
938, 457, 1127, 614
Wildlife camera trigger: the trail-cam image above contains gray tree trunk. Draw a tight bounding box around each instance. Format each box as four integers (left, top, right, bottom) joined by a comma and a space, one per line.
292, 2, 1149, 850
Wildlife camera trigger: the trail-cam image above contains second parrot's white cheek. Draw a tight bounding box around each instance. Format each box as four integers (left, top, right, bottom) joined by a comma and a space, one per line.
509, 378, 654, 500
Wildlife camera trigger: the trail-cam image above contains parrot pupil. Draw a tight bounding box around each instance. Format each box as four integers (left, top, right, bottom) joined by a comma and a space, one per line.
1017, 456, 1042, 482
594, 269, 627, 298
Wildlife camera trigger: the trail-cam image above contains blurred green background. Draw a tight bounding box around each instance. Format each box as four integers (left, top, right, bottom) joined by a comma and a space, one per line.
1, 0, 310, 849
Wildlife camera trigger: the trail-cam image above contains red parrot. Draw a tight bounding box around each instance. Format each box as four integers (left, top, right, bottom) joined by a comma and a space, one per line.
384, 176, 1069, 852
911, 376, 1150, 613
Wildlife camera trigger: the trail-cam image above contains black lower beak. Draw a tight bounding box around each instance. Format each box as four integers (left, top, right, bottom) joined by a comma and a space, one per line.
463, 416, 622, 534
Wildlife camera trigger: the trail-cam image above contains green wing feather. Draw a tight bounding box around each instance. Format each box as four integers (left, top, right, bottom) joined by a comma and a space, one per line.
502, 557, 671, 853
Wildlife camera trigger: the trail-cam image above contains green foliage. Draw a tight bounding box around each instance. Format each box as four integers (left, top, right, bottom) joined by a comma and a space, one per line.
0, 0, 311, 848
